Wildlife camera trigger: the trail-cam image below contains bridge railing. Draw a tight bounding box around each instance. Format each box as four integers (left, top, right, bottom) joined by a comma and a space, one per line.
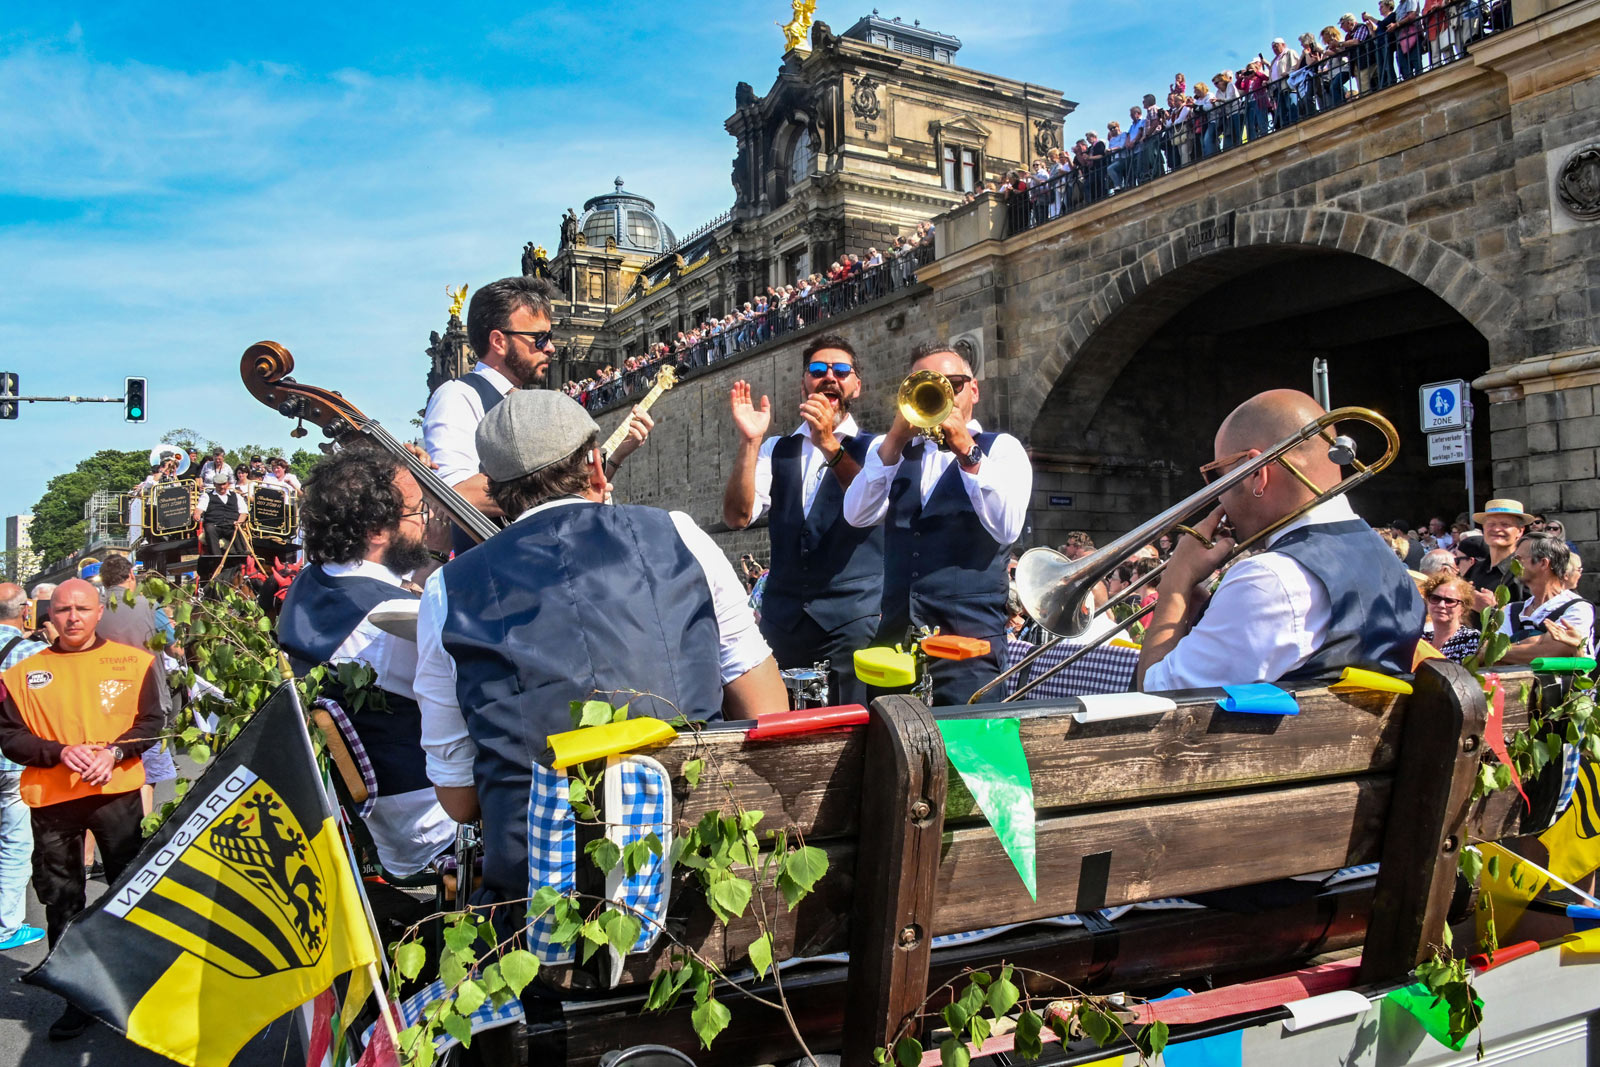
1006, 0, 1514, 237
570, 242, 935, 414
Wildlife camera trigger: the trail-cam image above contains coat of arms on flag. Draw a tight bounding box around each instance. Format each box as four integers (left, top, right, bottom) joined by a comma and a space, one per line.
27, 681, 379, 1067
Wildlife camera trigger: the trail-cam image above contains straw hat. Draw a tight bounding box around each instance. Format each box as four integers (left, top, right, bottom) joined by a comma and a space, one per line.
1472, 498, 1534, 525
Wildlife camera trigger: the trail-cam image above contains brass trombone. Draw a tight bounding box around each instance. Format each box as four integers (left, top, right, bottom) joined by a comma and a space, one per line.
971, 406, 1401, 704
897, 370, 955, 444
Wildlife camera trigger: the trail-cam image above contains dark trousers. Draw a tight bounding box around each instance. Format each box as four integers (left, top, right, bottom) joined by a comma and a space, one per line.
31, 791, 144, 947
760, 611, 877, 707
203, 521, 238, 556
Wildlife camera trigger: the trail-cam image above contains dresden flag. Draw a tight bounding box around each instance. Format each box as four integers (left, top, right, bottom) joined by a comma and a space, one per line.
27, 681, 378, 1066
1539, 757, 1600, 884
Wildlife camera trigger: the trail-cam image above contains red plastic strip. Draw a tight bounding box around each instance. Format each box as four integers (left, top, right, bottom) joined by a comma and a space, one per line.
745, 705, 870, 740
1467, 939, 1540, 973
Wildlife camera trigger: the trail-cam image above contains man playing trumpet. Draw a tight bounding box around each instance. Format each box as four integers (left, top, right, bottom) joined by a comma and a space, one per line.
1136, 389, 1423, 691
844, 342, 1033, 705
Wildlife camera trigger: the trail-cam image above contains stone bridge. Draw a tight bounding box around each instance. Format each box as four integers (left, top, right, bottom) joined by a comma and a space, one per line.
603, 0, 1600, 585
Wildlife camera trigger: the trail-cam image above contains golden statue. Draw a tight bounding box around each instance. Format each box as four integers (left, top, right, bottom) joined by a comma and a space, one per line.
533, 245, 548, 261
446, 283, 468, 319
778, 0, 816, 52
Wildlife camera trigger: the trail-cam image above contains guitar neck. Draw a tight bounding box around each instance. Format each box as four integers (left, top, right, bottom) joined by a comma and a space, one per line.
601, 380, 668, 461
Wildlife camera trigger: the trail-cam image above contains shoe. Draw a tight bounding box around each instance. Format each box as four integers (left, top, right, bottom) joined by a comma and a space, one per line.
85, 862, 104, 880
48, 1004, 92, 1041
0, 925, 44, 950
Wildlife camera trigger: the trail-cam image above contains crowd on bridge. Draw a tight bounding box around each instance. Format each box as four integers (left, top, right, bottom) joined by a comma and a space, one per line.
995, 0, 1513, 227
562, 222, 937, 412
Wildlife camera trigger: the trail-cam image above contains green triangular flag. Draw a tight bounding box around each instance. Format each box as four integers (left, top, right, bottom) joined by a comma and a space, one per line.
1388, 981, 1483, 1051
938, 718, 1036, 900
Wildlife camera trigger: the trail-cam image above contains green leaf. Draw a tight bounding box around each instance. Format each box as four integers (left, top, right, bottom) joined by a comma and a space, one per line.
579, 919, 609, 963
748, 931, 774, 979
1078, 1004, 1114, 1046
1486, 853, 1501, 881
440, 1011, 472, 1048
894, 1035, 925, 1067
690, 993, 731, 1049
942, 1001, 969, 1036
777, 845, 829, 908
443, 919, 480, 954
988, 966, 1019, 1017
1138, 1020, 1170, 1058
968, 1014, 991, 1048
577, 700, 614, 728
938, 1037, 971, 1067
500, 949, 539, 995
189, 742, 212, 765
527, 886, 564, 921
1459, 849, 1483, 884
395, 941, 426, 981
454, 979, 488, 1016
586, 837, 623, 876
611, 702, 630, 723
598, 906, 642, 953
682, 758, 704, 789
1014, 1010, 1044, 1061
706, 874, 754, 922
440, 952, 469, 989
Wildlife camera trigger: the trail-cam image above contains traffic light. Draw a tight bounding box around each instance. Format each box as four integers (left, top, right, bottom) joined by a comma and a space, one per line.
124, 376, 147, 423
0, 372, 16, 420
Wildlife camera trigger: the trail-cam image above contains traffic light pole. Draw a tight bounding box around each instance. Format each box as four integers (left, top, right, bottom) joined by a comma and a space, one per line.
1, 395, 127, 403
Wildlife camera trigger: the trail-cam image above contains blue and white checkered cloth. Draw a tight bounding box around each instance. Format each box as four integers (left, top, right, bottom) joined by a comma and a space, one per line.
1005, 634, 1139, 699
608, 756, 672, 954
525, 762, 577, 966
361, 975, 526, 1054
1556, 742, 1583, 819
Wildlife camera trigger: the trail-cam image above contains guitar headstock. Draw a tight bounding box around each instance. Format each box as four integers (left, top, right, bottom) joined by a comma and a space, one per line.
655, 365, 678, 391
240, 341, 372, 440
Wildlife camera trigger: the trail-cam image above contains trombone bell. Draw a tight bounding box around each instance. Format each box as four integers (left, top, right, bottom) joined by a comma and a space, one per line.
898, 370, 955, 444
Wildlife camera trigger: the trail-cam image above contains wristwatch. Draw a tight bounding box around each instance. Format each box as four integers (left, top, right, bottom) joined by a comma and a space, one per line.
956, 441, 985, 469
108, 745, 125, 762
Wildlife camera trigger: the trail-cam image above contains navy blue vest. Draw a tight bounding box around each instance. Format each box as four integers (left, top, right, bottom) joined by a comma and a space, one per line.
1270, 518, 1425, 683
439, 501, 724, 904
441, 371, 506, 555
276, 565, 432, 796
760, 433, 884, 635
880, 434, 1012, 645
201, 491, 242, 526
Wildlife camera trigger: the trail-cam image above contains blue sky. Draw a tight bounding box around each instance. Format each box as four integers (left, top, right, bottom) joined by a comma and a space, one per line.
0, 0, 1345, 528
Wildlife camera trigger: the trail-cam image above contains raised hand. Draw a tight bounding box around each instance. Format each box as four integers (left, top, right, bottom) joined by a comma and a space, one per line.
729, 380, 771, 443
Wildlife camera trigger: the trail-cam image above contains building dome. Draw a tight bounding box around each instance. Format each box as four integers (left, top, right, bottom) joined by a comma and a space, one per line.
577, 177, 677, 254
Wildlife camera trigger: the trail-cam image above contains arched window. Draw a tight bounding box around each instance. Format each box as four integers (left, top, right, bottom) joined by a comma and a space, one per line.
789, 128, 814, 187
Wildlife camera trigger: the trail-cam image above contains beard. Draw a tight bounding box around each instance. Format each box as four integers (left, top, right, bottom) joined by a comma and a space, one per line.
504, 347, 549, 388
381, 531, 432, 575
809, 385, 852, 421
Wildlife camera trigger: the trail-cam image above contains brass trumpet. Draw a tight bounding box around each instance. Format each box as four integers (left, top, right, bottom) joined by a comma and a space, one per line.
897, 370, 955, 444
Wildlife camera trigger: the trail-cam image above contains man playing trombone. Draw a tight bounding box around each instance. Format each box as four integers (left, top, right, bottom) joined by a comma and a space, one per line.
844, 342, 1033, 705
1136, 389, 1423, 691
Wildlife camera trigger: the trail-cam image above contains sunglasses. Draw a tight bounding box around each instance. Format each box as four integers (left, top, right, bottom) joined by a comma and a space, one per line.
499, 329, 554, 349
1198, 448, 1257, 484
806, 362, 855, 378
1427, 594, 1465, 607
944, 374, 974, 393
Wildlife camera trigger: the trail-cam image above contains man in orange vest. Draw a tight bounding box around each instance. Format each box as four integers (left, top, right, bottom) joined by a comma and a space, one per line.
0, 578, 169, 1041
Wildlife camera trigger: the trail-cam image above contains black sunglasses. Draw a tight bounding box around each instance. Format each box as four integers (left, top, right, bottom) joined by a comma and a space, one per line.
944, 374, 974, 394
806, 362, 855, 378
499, 329, 554, 349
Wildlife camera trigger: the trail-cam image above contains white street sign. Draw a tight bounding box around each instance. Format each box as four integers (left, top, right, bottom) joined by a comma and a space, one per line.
1428, 428, 1466, 466
1420, 380, 1467, 431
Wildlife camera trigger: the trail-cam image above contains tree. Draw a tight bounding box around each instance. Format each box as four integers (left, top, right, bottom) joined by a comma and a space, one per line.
29, 449, 150, 567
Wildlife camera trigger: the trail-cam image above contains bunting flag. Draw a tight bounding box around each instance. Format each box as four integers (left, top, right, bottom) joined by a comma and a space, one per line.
937, 718, 1037, 900
26, 681, 379, 1067
1539, 757, 1600, 884
1474, 841, 1549, 947
1480, 675, 1527, 811
1387, 981, 1483, 1052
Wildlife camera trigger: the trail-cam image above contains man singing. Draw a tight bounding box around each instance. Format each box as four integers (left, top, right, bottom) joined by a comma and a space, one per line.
1136, 389, 1423, 691
722, 336, 883, 703
414, 391, 784, 911
843, 342, 1033, 705
276, 447, 458, 877
422, 275, 652, 551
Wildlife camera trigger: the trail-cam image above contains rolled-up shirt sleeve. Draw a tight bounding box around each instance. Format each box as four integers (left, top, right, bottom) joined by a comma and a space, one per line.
669, 512, 772, 684
414, 570, 478, 788
842, 434, 897, 528
747, 436, 778, 526
960, 432, 1032, 545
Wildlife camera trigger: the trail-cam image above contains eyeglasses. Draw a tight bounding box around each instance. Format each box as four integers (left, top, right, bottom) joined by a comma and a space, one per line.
1198, 448, 1256, 484
1427, 593, 1465, 607
499, 329, 554, 349
400, 502, 432, 522
944, 374, 974, 394
806, 362, 855, 378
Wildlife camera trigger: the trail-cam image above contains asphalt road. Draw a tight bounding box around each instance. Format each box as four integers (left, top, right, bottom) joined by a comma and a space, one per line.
0, 759, 300, 1066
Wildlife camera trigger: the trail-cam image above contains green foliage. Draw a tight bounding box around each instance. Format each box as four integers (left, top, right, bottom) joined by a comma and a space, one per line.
29, 447, 149, 567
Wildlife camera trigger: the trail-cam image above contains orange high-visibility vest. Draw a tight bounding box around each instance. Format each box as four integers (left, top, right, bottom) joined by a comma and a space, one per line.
0, 642, 153, 807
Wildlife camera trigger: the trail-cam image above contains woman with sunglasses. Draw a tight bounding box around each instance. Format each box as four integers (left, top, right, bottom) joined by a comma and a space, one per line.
1420, 572, 1479, 662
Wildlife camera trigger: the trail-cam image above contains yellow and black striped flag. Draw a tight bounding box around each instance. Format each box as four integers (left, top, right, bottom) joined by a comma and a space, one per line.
27, 681, 378, 1066
1540, 756, 1600, 884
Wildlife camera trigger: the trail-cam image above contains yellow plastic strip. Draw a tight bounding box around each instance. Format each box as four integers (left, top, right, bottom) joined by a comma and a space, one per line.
548, 718, 677, 769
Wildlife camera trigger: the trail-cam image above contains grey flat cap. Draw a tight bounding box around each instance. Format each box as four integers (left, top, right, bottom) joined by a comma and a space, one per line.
476, 390, 600, 481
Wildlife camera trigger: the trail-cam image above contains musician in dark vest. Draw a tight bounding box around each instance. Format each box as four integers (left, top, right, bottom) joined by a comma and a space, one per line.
843, 342, 1034, 705
421, 275, 653, 553
192, 474, 247, 557
1136, 389, 1424, 691
413, 390, 784, 909
276, 447, 458, 877
722, 335, 882, 704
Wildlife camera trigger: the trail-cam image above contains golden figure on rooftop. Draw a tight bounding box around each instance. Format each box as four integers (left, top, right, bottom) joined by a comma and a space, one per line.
778, 0, 816, 52
446, 284, 468, 320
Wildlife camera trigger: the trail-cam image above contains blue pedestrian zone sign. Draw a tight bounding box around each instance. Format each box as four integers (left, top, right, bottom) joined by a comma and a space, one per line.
1419, 380, 1467, 432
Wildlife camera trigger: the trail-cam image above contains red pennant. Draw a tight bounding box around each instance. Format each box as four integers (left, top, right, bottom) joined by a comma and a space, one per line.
303, 988, 338, 1067
355, 1016, 402, 1067
1482, 674, 1528, 811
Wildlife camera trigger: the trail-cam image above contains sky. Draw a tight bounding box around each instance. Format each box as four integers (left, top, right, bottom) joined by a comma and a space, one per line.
0, 0, 1347, 529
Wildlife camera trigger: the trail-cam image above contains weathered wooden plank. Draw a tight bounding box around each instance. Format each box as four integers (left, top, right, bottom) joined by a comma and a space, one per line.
1359, 660, 1487, 983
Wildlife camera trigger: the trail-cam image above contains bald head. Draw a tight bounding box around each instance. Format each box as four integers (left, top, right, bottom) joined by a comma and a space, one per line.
50, 578, 103, 651
0, 583, 25, 625
1216, 389, 1339, 488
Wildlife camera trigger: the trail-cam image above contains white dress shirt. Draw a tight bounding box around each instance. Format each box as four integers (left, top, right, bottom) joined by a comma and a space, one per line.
414, 498, 772, 789
842, 420, 1032, 546
1499, 589, 1595, 656
421, 365, 514, 488
747, 415, 862, 526
1143, 495, 1361, 692
199, 489, 248, 517
318, 559, 457, 876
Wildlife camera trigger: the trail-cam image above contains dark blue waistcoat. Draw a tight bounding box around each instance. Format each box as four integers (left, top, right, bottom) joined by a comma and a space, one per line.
276, 565, 431, 796
1270, 518, 1425, 683
880, 435, 1012, 644
440, 502, 724, 904
759, 433, 884, 635
443, 372, 506, 555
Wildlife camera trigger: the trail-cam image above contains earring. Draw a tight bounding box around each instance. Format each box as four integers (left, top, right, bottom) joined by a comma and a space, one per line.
1252, 486, 1265, 498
